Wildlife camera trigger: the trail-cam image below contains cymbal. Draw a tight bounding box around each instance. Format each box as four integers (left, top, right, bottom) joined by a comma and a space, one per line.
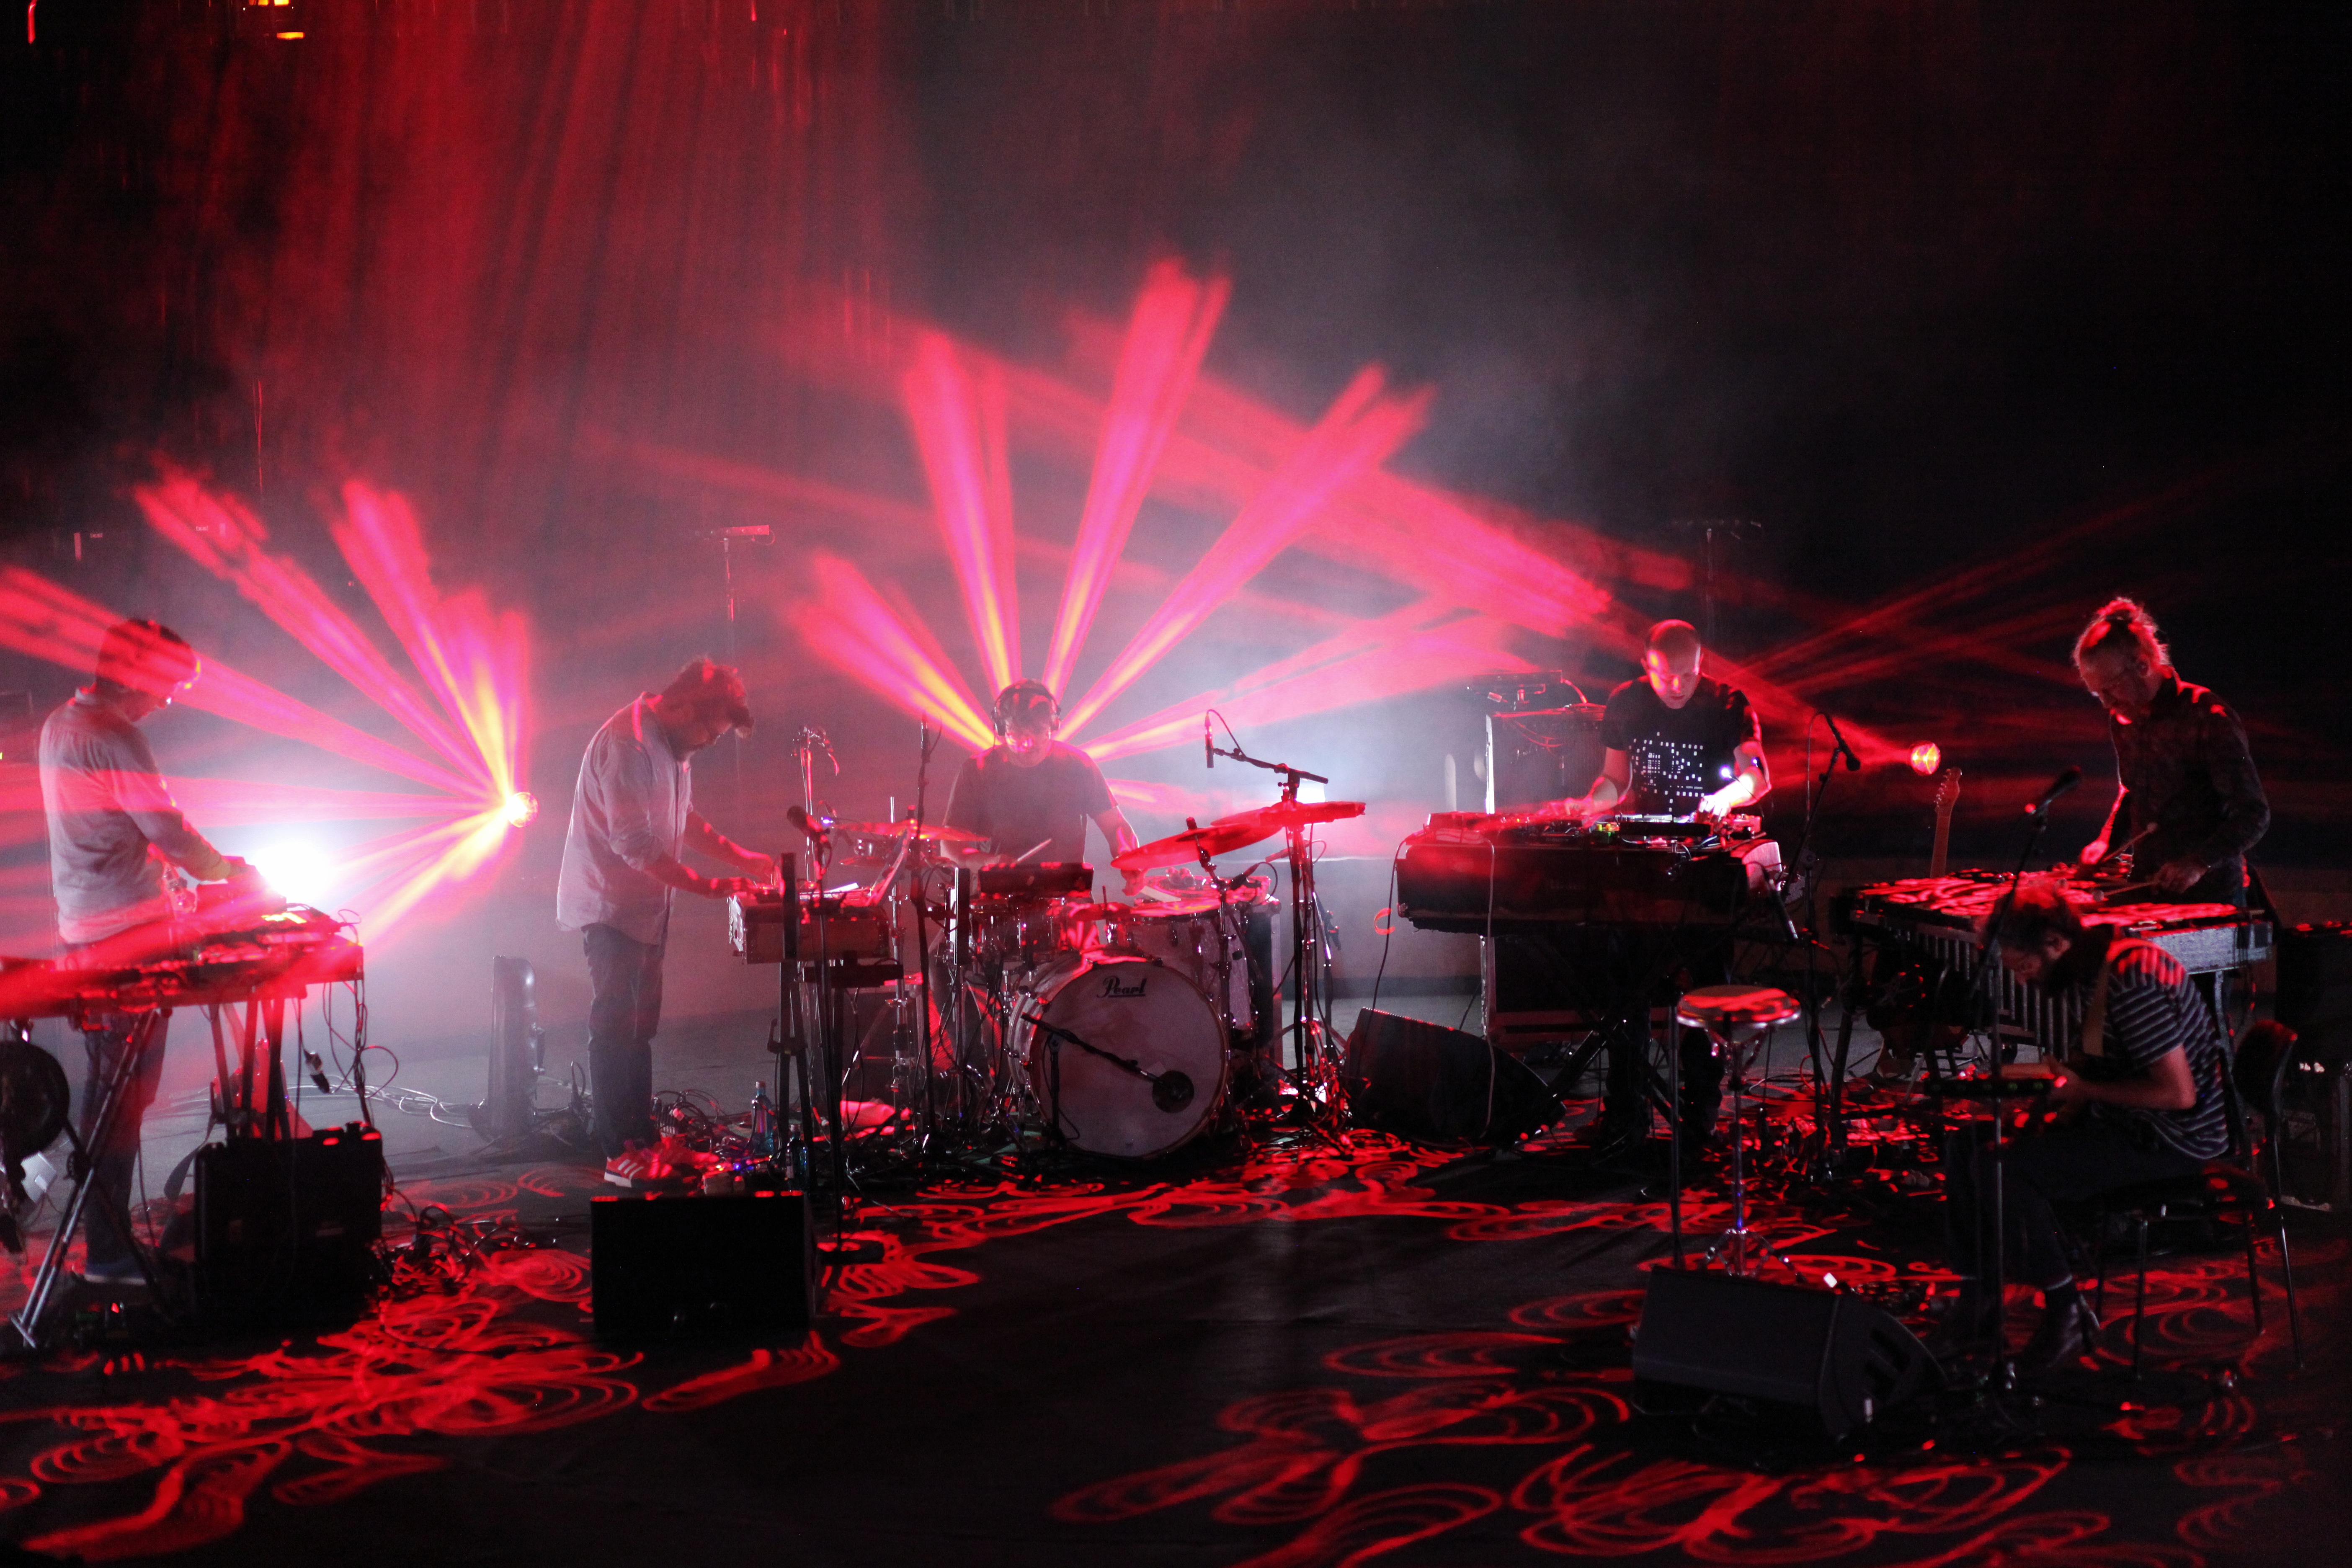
829, 820, 991, 850
1112, 820, 1271, 874
1212, 799, 1367, 835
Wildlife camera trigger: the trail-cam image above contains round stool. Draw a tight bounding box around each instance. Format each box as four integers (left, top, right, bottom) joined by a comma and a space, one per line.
1674, 984, 1800, 1276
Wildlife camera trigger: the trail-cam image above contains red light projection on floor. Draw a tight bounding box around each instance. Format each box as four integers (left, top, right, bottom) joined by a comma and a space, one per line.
0, 1147, 2328, 1558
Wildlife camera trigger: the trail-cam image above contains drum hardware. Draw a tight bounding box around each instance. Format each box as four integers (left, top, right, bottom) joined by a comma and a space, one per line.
1012, 954, 1227, 1159
1191, 719, 1364, 1143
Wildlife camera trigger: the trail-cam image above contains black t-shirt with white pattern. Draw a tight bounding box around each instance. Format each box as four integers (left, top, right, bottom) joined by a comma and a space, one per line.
1596, 676, 1759, 816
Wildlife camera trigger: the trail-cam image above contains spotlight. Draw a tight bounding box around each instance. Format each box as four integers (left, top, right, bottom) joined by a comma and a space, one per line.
251, 841, 337, 908
504, 790, 539, 828
1909, 743, 1941, 776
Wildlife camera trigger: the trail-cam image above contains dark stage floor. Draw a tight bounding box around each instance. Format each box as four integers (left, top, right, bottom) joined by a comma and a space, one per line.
0, 1035, 2342, 1566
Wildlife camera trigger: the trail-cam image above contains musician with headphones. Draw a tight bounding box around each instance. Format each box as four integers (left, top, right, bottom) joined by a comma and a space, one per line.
945, 681, 1139, 877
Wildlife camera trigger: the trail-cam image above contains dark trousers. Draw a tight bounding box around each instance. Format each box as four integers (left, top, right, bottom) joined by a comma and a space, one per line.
1943, 1116, 2202, 1291
79, 1011, 169, 1270
584, 923, 665, 1155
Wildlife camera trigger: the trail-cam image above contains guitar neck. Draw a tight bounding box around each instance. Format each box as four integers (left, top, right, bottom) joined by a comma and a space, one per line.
1929, 771, 1960, 878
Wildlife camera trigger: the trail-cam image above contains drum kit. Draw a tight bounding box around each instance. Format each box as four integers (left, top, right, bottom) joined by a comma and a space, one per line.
751, 739, 1367, 1173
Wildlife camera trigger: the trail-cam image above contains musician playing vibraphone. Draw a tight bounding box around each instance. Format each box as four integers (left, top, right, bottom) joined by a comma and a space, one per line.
40, 619, 263, 1289
2072, 598, 2268, 907
1938, 877, 2229, 1375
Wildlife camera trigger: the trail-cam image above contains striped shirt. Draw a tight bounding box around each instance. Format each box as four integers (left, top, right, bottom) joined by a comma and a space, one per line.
2084, 937, 2228, 1160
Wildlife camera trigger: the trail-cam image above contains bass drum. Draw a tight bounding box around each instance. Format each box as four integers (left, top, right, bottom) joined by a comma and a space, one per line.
1016, 954, 1226, 1159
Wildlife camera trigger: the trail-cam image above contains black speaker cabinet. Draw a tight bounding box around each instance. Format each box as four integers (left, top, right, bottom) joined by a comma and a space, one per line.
1344, 1008, 1562, 1146
1632, 1268, 1935, 1442
193, 1124, 385, 1321
591, 1189, 817, 1342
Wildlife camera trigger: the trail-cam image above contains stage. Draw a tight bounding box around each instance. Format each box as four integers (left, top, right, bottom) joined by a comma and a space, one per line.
0, 996, 2340, 1566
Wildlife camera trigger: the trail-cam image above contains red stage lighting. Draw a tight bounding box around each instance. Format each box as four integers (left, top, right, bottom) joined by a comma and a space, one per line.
1910, 743, 1942, 776
903, 335, 1021, 696
1042, 262, 1229, 696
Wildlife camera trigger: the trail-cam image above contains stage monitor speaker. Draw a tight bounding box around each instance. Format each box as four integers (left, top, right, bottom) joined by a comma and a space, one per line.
1344, 1008, 1562, 1146
2276, 921, 2352, 1065
193, 1123, 386, 1323
591, 1189, 816, 1342
1631, 1268, 1935, 1443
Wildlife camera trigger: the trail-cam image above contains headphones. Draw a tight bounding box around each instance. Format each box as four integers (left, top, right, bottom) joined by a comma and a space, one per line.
991, 680, 1061, 739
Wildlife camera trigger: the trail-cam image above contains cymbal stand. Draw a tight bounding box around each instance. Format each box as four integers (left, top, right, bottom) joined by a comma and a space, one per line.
908, 718, 943, 1166
1942, 796, 2059, 1372
1208, 734, 1345, 1141
1785, 713, 1861, 1170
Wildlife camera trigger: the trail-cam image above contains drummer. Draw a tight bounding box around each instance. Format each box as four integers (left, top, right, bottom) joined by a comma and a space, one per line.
946, 681, 1141, 884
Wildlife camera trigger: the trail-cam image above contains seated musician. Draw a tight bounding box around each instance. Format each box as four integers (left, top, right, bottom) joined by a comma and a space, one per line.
945, 681, 1140, 879
1550, 620, 1769, 1146
40, 619, 261, 1288
1938, 876, 2229, 1374
2072, 598, 2268, 906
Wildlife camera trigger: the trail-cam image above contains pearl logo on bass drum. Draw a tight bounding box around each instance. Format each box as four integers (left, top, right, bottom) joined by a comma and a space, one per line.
1100, 971, 1149, 998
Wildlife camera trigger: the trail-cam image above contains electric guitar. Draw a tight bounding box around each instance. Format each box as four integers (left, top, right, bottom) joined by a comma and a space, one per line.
1929, 768, 1962, 878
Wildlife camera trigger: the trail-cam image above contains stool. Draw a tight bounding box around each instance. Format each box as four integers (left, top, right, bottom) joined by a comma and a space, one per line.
1674, 984, 1801, 1277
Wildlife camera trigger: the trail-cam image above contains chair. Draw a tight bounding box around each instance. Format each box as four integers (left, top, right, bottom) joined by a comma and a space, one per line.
2088, 1019, 2304, 1377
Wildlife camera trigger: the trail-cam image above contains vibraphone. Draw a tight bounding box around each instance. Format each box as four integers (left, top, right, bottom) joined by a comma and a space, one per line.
1839, 871, 2271, 1052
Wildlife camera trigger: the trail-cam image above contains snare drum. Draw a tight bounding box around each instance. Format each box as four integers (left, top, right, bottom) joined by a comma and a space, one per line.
968, 896, 1095, 977
1114, 893, 1257, 1037
1014, 954, 1226, 1158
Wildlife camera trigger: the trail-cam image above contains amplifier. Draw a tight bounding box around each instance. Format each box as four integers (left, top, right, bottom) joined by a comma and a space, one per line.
193, 1124, 384, 1322
591, 1189, 817, 1341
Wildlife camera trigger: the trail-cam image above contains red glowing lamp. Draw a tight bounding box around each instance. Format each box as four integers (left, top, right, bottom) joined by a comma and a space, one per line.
504, 791, 539, 828
1909, 743, 1941, 776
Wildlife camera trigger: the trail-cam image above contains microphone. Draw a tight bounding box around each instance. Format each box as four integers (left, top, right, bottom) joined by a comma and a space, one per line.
1822, 712, 1861, 772
1152, 1071, 1196, 1114
787, 804, 830, 845
2024, 766, 2083, 817
1204, 714, 1214, 771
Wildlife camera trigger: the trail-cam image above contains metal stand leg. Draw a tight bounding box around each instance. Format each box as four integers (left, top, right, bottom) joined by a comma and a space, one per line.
10, 1012, 168, 1350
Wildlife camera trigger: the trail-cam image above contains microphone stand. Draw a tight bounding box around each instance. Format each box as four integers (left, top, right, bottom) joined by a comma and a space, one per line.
909, 717, 941, 1166
1209, 734, 1344, 1145
1784, 714, 1859, 1176
1946, 793, 2061, 1374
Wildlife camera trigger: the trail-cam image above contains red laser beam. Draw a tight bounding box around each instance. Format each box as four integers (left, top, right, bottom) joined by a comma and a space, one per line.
1081, 603, 1533, 763
329, 482, 529, 803
137, 472, 490, 790
1059, 368, 1431, 739
787, 554, 997, 751
0, 567, 482, 797
903, 333, 1021, 695
1041, 260, 1229, 697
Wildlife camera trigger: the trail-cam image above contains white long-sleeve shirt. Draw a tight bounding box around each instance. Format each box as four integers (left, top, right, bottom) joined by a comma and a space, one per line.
40, 689, 231, 945
555, 696, 691, 946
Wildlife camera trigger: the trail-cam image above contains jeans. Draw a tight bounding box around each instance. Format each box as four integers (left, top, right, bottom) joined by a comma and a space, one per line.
584, 923, 665, 1155
1943, 1115, 2203, 1290
78, 1011, 169, 1270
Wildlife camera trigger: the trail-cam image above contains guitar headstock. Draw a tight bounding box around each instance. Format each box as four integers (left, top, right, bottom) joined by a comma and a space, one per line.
1934, 767, 1963, 815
